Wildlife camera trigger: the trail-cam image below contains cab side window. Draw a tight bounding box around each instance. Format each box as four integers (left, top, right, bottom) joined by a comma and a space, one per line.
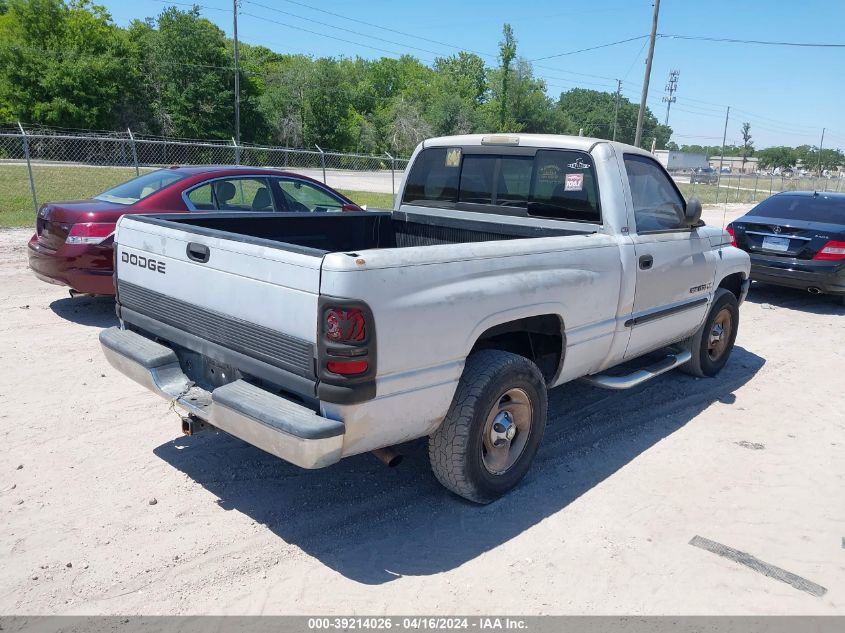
624, 154, 686, 233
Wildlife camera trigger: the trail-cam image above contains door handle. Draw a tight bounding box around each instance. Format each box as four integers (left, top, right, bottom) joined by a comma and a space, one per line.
638, 254, 654, 270
186, 242, 210, 263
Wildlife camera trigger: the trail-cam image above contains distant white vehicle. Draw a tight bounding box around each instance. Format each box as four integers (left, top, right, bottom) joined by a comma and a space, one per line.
101, 134, 751, 503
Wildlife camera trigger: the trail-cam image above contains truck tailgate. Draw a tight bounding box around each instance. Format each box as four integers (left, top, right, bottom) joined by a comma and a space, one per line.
114, 216, 322, 380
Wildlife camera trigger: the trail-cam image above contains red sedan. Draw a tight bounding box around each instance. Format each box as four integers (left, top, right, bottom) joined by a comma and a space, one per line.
27, 166, 362, 295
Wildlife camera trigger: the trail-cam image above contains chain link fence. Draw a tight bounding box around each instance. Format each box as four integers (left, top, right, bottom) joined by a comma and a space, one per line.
0, 124, 408, 222
675, 171, 844, 205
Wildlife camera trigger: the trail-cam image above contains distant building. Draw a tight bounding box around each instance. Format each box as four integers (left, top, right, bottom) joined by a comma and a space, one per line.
653, 149, 708, 172
708, 156, 760, 174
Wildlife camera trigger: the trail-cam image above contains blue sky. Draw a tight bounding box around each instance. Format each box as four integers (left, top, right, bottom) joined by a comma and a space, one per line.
99, 0, 845, 151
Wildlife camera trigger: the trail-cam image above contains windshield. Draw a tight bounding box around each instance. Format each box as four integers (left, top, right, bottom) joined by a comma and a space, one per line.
95, 170, 185, 205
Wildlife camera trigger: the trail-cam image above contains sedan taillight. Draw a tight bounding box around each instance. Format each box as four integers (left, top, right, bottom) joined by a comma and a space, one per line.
66, 222, 116, 245
726, 226, 737, 247
813, 240, 845, 261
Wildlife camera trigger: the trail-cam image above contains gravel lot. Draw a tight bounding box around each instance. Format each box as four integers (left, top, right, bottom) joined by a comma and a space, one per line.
1, 209, 843, 615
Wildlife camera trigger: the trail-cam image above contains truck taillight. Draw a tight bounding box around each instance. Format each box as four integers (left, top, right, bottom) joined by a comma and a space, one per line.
327, 360, 369, 375
726, 226, 737, 247
813, 240, 845, 261
66, 222, 116, 245
325, 307, 366, 342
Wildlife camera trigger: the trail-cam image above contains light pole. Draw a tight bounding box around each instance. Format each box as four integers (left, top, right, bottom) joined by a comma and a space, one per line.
233, 0, 241, 147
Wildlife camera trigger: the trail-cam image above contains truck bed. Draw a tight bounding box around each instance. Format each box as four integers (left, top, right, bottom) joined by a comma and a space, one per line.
128, 210, 588, 255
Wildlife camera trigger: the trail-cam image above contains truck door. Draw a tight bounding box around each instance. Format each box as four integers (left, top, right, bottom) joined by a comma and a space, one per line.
622, 153, 717, 359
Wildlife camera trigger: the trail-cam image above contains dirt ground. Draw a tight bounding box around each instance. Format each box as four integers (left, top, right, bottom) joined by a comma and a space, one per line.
1, 207, 843, 615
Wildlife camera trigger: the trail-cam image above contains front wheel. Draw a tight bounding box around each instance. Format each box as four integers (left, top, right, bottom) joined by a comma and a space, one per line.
680, 288, 739, 377
428, 350, 548, 504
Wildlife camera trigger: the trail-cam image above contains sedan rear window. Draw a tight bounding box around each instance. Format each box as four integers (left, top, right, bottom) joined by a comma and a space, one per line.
751, 194, 845, 224
95, 170, 185, 205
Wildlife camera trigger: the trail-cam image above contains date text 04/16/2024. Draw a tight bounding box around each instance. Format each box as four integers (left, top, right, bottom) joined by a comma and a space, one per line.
307, 617, 528, 630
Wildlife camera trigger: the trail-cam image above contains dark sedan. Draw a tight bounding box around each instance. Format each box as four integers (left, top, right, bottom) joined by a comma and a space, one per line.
690, 167, 719, 184
727, 191, 845, 304
27, 166, 362, 295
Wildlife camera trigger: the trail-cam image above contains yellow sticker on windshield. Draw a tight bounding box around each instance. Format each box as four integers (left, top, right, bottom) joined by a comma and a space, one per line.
445, 148, 461, 168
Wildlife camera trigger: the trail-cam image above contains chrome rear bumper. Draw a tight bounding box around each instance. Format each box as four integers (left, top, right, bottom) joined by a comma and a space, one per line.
99, 327, 344, 469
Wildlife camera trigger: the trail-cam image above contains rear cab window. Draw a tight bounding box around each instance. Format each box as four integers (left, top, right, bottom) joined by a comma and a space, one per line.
402, 146, 601, 223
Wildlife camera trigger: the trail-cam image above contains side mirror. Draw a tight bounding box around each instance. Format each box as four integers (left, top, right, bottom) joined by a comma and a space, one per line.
684, 198, 702, 226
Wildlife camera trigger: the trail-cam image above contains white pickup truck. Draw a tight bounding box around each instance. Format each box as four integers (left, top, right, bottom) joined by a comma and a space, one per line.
100, 134, 750, 503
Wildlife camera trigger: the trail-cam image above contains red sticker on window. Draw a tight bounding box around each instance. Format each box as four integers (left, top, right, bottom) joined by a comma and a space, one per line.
565, 173, 583, 191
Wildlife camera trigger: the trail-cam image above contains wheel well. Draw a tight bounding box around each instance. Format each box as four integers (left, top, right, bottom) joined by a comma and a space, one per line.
718, 272, 745, 300
469, 314, 564, 383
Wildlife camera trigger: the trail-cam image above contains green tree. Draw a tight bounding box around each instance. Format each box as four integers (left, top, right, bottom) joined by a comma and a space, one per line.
388, 97, 431, 155
0, 0, 137, 128
131, 7, 234, 138
496, 23, 516, 131
757, 146, 798, 171
803, 147, 844, 174
555, 88, 670, 146
256, 54, 311, 147
740, 122, 753, 170
304, 57, 355, 150
433, 52, 487, 104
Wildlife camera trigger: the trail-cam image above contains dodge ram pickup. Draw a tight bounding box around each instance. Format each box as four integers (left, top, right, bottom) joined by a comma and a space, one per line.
100, 134, 751, 503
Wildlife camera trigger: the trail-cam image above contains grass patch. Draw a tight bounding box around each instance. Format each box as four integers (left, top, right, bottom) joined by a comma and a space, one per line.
1, 164, 144, 228
0, 163, 394, 228
677, 174, 844, 206
338, 189, 394, 210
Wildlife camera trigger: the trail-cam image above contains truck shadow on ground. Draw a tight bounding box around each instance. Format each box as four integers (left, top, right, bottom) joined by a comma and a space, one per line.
154, 346, 764, 585
49, 295, 117, 328
745, 282, 844, 316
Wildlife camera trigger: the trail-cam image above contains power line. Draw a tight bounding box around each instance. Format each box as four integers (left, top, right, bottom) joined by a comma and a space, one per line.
239, 11, 436, 63
244, 1, 448, 59
530, 34, 650, 62
659, 33, 845, 48
149, 0, 232, 12
253, 0, 496, 59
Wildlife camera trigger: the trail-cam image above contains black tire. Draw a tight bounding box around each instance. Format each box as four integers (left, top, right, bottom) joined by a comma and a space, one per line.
428, 350, 548, 504
680, 288, 739, 378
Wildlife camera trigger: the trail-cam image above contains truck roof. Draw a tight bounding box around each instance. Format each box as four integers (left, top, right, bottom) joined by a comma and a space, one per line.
421, 133, 653, 157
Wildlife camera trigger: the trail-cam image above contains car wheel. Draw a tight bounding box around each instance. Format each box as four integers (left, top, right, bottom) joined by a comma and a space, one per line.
680, 288, 739, 378
428, 350, 547, 504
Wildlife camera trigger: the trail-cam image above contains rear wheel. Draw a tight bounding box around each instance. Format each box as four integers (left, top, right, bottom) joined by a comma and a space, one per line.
680, 288, 739, 378
428, 350, 547, 504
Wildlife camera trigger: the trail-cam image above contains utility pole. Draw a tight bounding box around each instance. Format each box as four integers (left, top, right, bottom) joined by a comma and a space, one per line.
612, 79, 622, 141
635, 0, 660, 148
817, 127, 825, 177
662, 69, 679, 126
718, 106, 730, 176
233, 0, 241, 146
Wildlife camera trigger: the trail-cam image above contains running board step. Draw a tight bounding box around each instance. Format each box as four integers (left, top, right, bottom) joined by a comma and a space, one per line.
581, 350, 692, 390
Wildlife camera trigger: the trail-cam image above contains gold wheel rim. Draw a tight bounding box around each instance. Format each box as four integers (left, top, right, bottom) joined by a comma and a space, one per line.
707, 308, 733, 361
481, 388, 533, 475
